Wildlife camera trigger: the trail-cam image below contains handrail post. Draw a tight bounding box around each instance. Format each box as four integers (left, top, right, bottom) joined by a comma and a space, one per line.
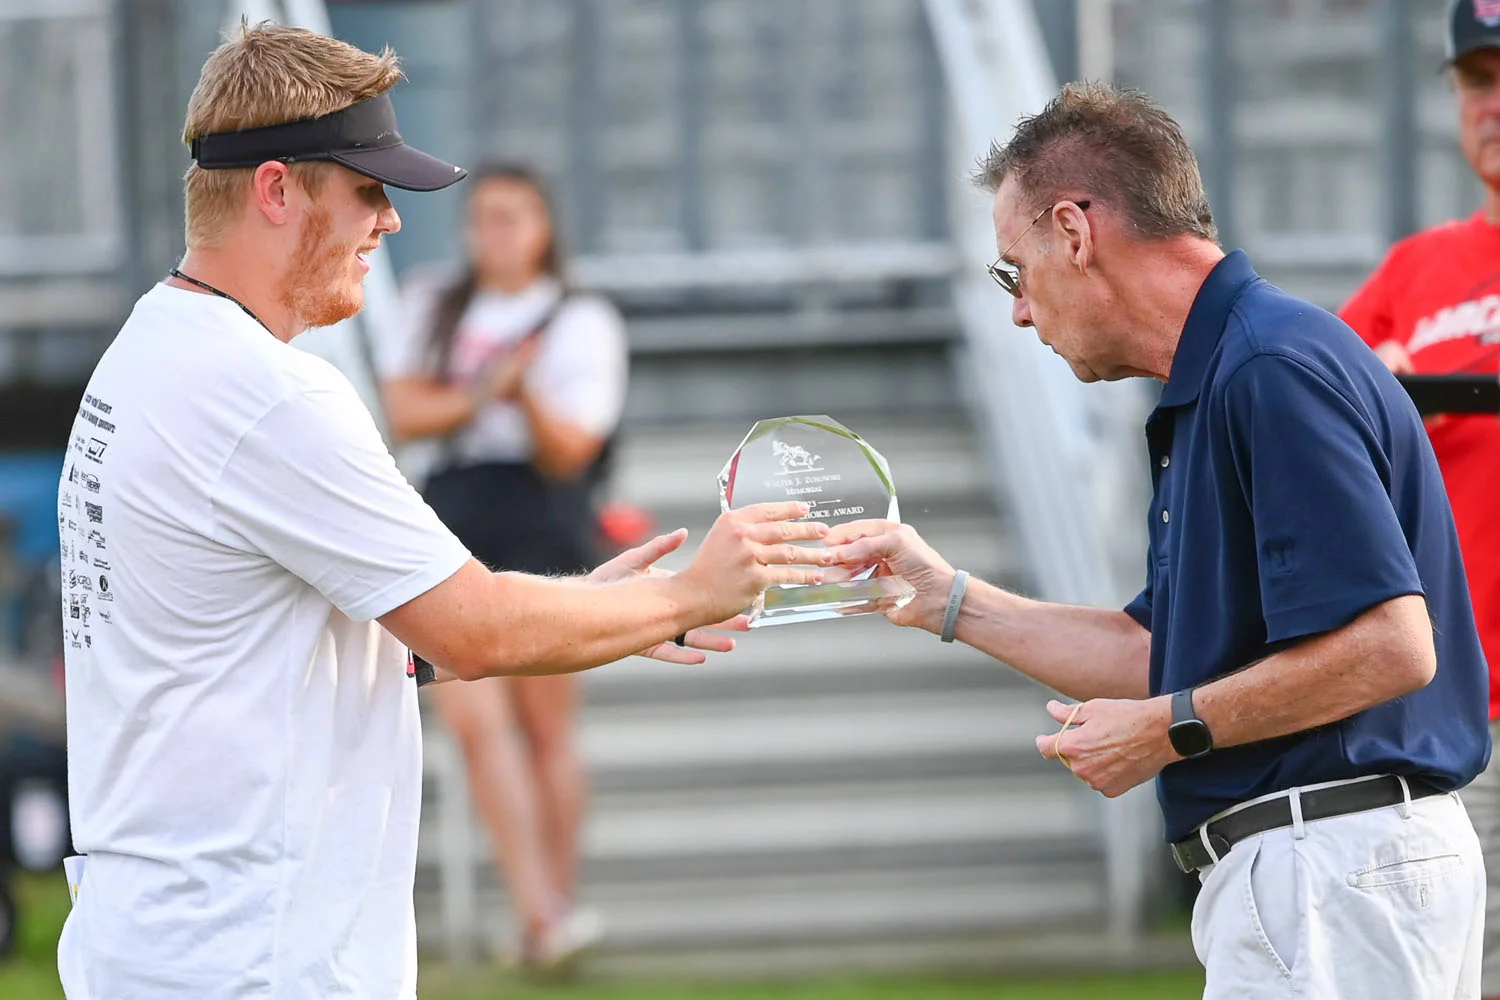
922, 0, 1156, 947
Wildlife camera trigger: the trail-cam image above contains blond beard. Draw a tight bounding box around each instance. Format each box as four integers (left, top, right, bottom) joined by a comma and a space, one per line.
276, 204, 365, 331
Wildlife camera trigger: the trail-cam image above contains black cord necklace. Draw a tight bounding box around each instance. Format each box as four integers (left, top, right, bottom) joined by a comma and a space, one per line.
167, 268, 276, 337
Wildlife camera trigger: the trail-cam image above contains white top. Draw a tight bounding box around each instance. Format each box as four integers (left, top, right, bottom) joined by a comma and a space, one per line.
55, 284, 470, 1000
380, 271, 629, 466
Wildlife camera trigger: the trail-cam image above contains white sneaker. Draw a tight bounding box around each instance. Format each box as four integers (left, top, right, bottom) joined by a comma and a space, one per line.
532, 906, 604, 970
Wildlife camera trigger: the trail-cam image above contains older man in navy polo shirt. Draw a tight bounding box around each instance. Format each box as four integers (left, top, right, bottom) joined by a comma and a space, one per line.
829, 82, 1490, 998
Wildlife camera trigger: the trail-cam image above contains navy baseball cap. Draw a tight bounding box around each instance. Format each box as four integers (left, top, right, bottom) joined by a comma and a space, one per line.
190, 93, 467, 192
1449, 0, 1500, 63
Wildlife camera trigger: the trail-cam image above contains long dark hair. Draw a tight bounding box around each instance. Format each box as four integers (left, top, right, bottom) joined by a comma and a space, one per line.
428, 162, 566, 379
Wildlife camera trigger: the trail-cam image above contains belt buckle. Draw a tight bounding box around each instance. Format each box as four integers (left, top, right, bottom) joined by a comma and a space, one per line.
1169, 840, 1195, 874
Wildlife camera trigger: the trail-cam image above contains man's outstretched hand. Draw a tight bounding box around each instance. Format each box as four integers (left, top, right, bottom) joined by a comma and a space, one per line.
675, 502, 831, 626
588, 527, 749, 665
591, 502, 829, 662
824, 520, 955, 632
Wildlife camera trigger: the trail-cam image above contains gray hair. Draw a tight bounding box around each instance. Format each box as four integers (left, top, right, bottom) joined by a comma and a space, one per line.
975, 81, 1217, 243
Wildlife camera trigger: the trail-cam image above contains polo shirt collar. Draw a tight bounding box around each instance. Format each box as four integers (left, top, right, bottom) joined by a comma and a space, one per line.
1157, 250, 1260, 408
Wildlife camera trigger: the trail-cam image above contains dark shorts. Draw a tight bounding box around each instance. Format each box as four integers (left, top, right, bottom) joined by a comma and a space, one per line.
422, 461, 596, 576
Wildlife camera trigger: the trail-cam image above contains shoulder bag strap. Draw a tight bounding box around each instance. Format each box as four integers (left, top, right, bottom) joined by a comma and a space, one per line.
435, 290, 572, 473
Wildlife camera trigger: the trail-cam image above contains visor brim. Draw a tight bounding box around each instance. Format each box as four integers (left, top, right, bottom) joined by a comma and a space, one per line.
1452, 39, 1500, 63
331, 142, 468, 192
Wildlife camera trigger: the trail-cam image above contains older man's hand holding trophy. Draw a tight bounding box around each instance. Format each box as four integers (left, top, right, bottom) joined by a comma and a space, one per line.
718, 415, 916, 626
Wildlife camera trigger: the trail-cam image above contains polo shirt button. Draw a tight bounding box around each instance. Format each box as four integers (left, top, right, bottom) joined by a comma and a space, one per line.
1160, 455, 1170, 468
1162, 509, 1170, 524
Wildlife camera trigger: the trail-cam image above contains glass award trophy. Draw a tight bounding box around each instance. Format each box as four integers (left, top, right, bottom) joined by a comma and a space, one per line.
719, 415, 917, 627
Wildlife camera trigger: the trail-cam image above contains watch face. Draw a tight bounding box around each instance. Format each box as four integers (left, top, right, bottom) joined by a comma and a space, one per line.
1170, 719, 1212, 758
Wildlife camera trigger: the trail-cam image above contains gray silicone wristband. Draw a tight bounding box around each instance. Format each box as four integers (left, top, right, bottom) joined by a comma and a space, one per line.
939, 570, 970, 643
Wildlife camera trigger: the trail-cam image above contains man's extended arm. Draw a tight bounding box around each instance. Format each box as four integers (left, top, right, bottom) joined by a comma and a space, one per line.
825, 521, 1151, 700
1035, 592, 1435, 797
948, 582, 1152, 701
1193, 592, 1435, 748
827, 521, 1437, 799
383, 502, 826, 680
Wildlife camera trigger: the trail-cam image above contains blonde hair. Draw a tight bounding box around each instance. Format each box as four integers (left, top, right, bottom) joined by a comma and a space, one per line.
181, 21, 402, 247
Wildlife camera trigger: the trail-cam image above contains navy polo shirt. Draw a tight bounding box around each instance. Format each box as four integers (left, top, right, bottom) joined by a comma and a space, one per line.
1125, 251, 1491, 842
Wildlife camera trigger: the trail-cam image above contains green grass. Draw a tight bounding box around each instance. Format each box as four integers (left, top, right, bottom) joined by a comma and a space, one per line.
0, 872, 1205, 999
1, 871, 69, 1000
417, 968, 1206, 1000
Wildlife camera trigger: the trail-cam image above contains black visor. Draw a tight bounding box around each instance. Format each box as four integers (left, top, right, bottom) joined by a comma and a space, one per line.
189, 93, 467, 192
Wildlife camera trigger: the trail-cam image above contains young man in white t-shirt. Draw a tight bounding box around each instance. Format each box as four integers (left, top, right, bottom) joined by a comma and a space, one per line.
54, 25, 825, 1000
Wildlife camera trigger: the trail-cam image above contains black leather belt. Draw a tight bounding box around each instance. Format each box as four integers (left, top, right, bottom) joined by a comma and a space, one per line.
1170, 775, 1446, 873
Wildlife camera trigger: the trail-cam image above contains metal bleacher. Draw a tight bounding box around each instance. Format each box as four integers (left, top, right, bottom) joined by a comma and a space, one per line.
412, 0, 1159, 973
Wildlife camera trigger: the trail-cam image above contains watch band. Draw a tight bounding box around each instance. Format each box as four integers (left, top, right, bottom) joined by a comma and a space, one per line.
1170, 686, 1215, 758
1172, 687, 1197, 726
939, 570, 970, 643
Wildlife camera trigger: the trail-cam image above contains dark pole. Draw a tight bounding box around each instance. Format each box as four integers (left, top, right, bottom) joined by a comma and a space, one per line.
1031, 0, 1080, 84
1380, 0, 1419, 243
115, 0, 156, 298
116, 0, 214, 296
566, 0, 602, 253
676, 0, 706, 252
1203, 0, 1236, 248
917, 3, 948, 242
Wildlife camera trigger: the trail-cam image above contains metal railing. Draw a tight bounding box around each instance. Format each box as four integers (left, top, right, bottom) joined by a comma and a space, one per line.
921, 0, 1159, 943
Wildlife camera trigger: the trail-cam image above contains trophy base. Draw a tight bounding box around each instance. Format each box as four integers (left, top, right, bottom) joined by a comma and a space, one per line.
747, 575, 917, 628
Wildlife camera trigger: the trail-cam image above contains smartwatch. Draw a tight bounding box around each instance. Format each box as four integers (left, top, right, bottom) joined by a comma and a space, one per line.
1168, 688, 1213, 759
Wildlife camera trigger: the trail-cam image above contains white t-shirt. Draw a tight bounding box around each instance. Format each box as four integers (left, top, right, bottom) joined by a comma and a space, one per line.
380, 272, 628, 467
55, 284, 470, 999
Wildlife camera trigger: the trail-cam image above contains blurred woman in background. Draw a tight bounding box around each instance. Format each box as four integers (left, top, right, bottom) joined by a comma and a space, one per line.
379, 164, 628, 968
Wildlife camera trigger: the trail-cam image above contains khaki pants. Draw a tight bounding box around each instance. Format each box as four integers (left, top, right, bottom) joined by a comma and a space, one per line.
1460, 721, 1500, 997
1192, 783, 1483, 999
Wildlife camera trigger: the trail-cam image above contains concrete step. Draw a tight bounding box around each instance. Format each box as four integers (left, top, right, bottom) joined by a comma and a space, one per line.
578, 608, 1027, 692
593, 861, 1104, 948
572, 689, 1053, 777
551, 930, 1198, 981
611, 415, 991, 513
416, 855, 1107, 951
579, 652, 1030, 715
418, 773, 1097, 873
623, 305, 959, 354
588, 775, 1090, 861
422, 679, 1064, 802
622, 345, 962, 424
417, 832, 1103, 903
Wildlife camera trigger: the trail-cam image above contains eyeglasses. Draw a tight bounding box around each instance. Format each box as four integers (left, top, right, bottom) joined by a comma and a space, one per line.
987, 199, 1090, 297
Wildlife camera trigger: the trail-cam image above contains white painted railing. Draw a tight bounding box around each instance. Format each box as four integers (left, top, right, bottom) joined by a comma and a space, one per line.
920, 0, 1159, 944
